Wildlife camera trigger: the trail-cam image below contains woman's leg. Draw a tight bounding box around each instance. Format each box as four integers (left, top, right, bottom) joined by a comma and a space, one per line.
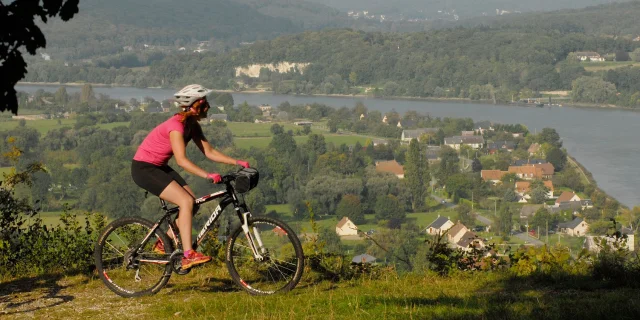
182, 185, 196, 198
159, 181, 196, 252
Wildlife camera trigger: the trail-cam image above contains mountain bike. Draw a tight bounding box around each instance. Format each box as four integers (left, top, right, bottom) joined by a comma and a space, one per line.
94, 168, 304, 297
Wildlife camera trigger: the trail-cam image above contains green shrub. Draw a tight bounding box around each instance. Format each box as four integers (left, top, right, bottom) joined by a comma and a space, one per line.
508, 245, 590, 279
0, 196, 106, 277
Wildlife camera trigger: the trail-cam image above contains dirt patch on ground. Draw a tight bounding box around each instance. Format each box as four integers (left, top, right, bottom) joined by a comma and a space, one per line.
339, 235, 362, 241
0, 274, 150, 319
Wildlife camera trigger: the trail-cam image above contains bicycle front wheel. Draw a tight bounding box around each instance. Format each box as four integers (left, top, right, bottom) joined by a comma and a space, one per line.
94, 217, 174, 298
226, 217, 304, 295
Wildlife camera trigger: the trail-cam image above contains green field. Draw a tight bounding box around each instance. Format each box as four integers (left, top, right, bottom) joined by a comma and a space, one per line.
234, 133, 372, 149
96, 121, 130, 130
0, 119, 76, 133
20, 211, 86, 227
225, 122, 302, 137
0, 118, 129, 134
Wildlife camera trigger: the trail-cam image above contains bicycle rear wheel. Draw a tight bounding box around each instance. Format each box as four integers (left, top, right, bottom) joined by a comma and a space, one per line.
94, 217, 174, 297
226, 217, 304, 295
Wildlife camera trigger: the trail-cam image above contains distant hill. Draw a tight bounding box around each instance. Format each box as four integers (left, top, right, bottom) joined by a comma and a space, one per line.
462, 1, 640, 37
232, 0, 349, 29
306, 0, 631, 19
37, 0, 348, 61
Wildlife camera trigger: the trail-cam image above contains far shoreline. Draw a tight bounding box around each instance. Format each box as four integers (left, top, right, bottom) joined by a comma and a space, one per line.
16, 81, 640, 112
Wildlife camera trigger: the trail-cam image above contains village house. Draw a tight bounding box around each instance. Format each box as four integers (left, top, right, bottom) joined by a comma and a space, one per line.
447, 223, 469, 244
456, 231, 484, 251
558, 217, 589, 236
481, 170, 507, 184
530, 163, 555, 179
622, 227, 635, 251
487, 141, 516, 154
473, 121, 494, 134
513, 159, 547, 166
375, 160, 404, 179
584, 227, 635, 252
555, 191, 581, 207
581, 199, 594, 209
508, 165, 544, 180
550, 201, 583, 214
461, 131, 475, 136
515, 180, 554, 202
574, 51, 605, 62
397, 119, 417, 128
372, 139, 389, 146
528, 143, 541, 156
208, 114, 229, 122
519, 204, 544, 220
258, 104, 272, 112
336, 217, 358, 236
259, 104, 272, 117
401, 128, 438, 142
425, 215, 454, 235
425, 146, 442, 163
444, 135, 485, 150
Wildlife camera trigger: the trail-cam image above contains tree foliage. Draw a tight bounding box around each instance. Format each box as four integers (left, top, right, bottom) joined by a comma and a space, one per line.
404, 139, 429, 211
336, 194, 364, 224
1, 0, 79, 114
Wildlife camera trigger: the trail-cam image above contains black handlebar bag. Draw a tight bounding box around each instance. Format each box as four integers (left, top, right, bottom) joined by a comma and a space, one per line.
234, 168, 259, 193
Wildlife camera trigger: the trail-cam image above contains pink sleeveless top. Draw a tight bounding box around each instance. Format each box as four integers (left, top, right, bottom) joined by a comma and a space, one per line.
133, 115, 185, 166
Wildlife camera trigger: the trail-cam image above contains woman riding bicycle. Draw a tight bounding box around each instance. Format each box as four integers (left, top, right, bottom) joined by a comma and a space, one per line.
131, 84, 249, 270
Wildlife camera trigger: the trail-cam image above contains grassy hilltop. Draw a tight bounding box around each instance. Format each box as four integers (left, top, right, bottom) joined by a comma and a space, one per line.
2, 263, 640, 319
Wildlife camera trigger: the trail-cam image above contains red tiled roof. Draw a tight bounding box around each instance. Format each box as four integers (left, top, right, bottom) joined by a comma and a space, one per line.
533, 163, 555, 176
515, 181, 554, 193
508, 166, 544, 179
556, 191, 579, 204
515, 181, 531, 193
481, 170, 507, 181
448, 223, 467, 239
336, 216, 351, 229
375, 160, 404, 176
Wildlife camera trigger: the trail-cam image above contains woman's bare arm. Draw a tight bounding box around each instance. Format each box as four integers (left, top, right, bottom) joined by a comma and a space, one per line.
170, 131, 209, 178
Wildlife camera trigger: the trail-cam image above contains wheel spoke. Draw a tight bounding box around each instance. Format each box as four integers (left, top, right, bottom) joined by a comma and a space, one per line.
96, 219, 172, 297
227, 218, 303, 295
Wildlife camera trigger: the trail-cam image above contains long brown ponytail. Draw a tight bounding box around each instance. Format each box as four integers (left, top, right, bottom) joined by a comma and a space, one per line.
175, 99, 206, 123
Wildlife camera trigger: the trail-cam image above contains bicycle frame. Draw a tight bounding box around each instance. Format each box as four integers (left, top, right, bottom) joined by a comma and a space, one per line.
134, 180, 265, 266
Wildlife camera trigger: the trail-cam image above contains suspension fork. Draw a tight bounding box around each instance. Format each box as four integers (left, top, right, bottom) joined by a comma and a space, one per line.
238, 207, 266, 261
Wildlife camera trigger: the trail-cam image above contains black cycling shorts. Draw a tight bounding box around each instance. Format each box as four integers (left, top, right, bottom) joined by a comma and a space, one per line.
131, 160, 188, 197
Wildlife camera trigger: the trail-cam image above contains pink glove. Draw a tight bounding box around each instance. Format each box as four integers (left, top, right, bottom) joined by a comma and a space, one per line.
207, 173, 222, 183
236, 160, 250, 168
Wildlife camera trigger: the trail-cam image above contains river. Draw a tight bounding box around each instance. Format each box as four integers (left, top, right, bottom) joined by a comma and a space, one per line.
15, 84, 640, 208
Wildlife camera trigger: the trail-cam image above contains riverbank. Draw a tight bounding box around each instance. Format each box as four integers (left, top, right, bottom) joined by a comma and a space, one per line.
17, 82, 639, 112
16, 82, 163, 89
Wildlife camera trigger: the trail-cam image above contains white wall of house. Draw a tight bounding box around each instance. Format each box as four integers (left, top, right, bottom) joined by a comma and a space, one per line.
426, 221, 454, 235
565, 221, 588, 236
336, 220, 358, 236
448, 227, 468, 244
446, 142, 482, 150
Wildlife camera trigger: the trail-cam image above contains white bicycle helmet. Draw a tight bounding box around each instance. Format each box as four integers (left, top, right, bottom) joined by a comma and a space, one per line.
173, 84, 212, 107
